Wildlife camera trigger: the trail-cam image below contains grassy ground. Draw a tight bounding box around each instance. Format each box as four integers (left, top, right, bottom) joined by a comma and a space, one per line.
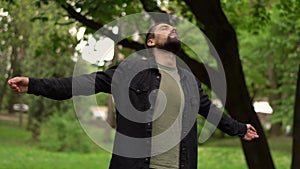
0, 120, 291, 169
201, 137, 291, 169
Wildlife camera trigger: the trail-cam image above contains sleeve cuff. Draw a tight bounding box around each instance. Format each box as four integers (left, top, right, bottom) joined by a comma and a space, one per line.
27, 78, 40, 95
238, 123, 247, 138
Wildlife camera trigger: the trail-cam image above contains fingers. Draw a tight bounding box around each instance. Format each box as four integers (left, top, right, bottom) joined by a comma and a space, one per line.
246, 124, 257, 132
243, 124, 259, 141
8, 83, 21, 93
8, 77, 29, 86
7, 77, 29, 93
8, 78, 19, 90
249, 131, 259, 138
243, 132, 259, 141
251, 132, 258, 138
8, 77, 19, 84
8, 77, 19, 91
249, 126, 257, 132
250, 134, 259, 140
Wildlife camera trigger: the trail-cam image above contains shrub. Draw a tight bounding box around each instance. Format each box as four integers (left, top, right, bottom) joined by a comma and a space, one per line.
39, 112, 94, 153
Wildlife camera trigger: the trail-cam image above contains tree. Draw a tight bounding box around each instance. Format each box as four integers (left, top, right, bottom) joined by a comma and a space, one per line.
225, 0, 299, 167
236, 0, 299, 136
0, 8, 11, 109
291, 65, 300, 169
182, 0, 274, 168
1, 0, 77, 140
0, 3, 26, 112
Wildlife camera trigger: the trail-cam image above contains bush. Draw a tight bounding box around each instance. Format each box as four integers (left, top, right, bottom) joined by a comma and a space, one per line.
39, 113, 95, 153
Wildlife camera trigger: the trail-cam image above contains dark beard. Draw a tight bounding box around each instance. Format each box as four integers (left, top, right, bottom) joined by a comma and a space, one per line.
157, 36, 181, 54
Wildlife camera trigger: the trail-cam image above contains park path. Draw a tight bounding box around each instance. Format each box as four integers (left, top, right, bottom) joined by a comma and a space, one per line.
0, 114, 19, 121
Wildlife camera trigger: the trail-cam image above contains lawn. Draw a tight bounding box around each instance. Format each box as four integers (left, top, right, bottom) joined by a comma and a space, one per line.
0, 120, 291, 169
200, 137, 291, 169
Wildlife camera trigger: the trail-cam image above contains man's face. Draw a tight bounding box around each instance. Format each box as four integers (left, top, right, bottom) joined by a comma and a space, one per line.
148, 23, 181, 53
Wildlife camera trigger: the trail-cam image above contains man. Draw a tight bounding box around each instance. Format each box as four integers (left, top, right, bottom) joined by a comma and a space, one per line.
8, 23, 259, 169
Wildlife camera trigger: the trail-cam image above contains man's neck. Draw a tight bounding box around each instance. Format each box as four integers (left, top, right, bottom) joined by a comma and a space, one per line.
153, 48, 177, 67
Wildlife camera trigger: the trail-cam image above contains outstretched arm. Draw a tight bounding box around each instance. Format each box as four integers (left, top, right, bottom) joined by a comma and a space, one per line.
197, 81, 259, 141
8, 65, 116, 100
8, 76, 90, 100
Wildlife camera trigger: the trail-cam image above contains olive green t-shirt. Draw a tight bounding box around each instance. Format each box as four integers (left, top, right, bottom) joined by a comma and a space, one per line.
150, 64, 184, 169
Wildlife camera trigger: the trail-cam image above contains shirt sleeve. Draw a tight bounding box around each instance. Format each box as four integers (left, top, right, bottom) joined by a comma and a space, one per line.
27, 65, 116, 100
197, 79, 247, 137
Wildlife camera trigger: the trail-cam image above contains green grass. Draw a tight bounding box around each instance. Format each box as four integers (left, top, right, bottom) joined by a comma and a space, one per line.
198, 146, 247, 169
0, 146, 111, 169
201, 137, 292, 169
0, 120, 292, 169
0, 121, 111, 169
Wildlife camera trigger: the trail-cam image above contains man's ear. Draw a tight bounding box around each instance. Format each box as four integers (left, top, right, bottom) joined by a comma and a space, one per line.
147, 38, 155, 47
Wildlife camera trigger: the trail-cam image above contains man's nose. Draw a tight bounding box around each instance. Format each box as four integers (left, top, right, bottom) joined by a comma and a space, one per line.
171, 28, 177, 33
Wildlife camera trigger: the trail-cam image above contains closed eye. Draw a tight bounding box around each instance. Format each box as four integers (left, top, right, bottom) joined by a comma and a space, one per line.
159, 25, 170, 30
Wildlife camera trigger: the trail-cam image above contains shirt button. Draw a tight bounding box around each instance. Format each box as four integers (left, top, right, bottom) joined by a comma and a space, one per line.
147, 123, 151, 126
156, 75, 160, 79
145, 158, 149, 161
181, 164, 184, 168
136, 89, 140, 92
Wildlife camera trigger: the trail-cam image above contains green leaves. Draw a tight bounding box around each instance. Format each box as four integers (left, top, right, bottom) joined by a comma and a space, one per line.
235, 0, 300, 128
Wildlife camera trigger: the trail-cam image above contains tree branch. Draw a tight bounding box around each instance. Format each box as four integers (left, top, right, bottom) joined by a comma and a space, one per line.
139, 0, 169, 23
60, 1, 212, 88
61, 3, 102, 30
61, 3, 139, 49
139, 0, 166, 13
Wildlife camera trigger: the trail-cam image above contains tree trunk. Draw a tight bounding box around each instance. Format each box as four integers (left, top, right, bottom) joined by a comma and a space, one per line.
32, 121, 41, 142
7, 45, 23, 113
267, 55, 282, 136
0, 76, 10, 110
183, 0, 275, 168
26, 113, 33, 131
291, 65, 300, 169
28, 98, 44, 141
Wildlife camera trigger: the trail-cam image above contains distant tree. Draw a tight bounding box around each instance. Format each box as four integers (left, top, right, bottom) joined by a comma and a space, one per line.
0, 3, 25, 111
237, 0, 300, 136
1, 0, 76, 140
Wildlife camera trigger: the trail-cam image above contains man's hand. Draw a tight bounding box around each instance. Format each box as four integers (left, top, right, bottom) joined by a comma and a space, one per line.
8, 77, 29, 94
243, 124, 259, 141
